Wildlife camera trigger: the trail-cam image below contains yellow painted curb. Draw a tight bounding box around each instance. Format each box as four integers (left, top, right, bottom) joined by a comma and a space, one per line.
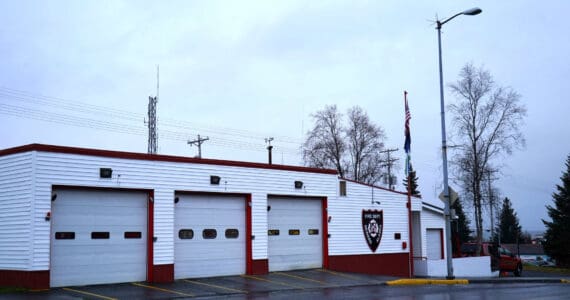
386, 279, 469, 285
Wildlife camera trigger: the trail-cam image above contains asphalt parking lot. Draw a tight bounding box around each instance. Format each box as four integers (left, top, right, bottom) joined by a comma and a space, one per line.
0, 269, 398, 299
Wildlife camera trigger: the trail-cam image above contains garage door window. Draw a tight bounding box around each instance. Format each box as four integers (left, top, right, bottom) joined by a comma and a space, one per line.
179, 229, 194, 239
268, 229, 280, 236
203, 229, 217, 239
55, 232, 75, 240
289, 229, 300, 235
91, 232, 110, 239
124, 232, 142, 239
308, 229, 319, 235
225, 229, 239, 239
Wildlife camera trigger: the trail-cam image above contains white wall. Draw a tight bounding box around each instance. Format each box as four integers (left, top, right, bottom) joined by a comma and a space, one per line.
414, 256, 498, 277
420, 208, 446, 260
27, 150, 338, 270
0, 152, 34, 270
328, 180, 418, 255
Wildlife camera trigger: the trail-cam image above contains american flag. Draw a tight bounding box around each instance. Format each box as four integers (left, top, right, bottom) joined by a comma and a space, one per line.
404, 91, 411, 176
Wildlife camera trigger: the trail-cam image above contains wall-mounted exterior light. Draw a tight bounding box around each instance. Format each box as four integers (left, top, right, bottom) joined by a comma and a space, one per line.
210, 175, 221, 185
294, 181, 303, 189
100, 168, 112, 178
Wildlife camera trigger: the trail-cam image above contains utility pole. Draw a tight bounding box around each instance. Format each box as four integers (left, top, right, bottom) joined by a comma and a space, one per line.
188, 134, 209, 158
265, 137, 274, 165
380, 148, 399, 189
146, 65, 159, 154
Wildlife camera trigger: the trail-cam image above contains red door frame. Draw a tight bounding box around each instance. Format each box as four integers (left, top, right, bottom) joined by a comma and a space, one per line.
322, 197, 329, 268
427, 227, 445, 259
173, 191, 253, 275
50, 185, 155, 283
439, 228, 444, 259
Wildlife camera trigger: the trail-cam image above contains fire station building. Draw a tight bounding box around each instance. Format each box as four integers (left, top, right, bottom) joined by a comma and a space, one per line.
0, 144, 445, 289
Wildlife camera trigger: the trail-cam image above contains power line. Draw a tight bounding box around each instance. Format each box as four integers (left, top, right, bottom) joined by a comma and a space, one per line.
0, 103, 300, 155
0, 88, 301, 155
0, 86, 304, 144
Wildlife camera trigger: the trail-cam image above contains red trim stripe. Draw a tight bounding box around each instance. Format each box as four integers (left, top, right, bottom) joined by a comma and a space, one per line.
0, 144, 337, 175
246, 195, 253, 275
322, 197, 329, 269
147, 191, 154, 282
440, 228, 445, 259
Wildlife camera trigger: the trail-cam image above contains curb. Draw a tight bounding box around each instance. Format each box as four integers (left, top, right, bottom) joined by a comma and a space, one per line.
386, 278, 570, 286
469, 278, 568, 284
386, 279, 469, 285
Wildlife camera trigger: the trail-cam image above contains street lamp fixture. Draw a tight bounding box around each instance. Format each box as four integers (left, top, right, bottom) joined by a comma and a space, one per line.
436, 7, 482, 280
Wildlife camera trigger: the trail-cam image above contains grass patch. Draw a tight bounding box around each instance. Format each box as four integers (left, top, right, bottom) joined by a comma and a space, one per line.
523, 263, 570, 275
0, 286, 27, 294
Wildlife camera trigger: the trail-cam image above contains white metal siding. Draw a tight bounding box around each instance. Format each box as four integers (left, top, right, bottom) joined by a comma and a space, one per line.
420, 208, 446, 259
50, 189, 147, 287
0, 152, 33, 270
267, 197, 322, 271
28, 151, 337, 270
328, 181, 409, 255
174, 194, 245, 278
412, 212, 422, 258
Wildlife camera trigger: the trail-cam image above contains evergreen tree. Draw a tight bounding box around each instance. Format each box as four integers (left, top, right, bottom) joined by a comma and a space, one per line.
519, 231, 533, 244
451, 198, 472, 255
543, 154, 570, 267
494, 197, 522, 244
402, 165, 421, 197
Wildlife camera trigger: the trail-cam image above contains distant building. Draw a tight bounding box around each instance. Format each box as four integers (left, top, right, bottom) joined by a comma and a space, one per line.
502, 243, 549, 262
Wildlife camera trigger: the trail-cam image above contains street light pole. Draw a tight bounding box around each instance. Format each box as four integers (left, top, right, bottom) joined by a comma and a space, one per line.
436, 7, 482, 280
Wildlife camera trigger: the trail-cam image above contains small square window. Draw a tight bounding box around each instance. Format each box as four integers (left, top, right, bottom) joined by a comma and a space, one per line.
394, 233, 401, 240
339, 181, 347, 196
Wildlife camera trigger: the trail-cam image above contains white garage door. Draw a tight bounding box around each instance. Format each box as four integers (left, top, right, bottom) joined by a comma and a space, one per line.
174, 194, 246, 279
267, 197, 323, 271
50, 189, 148, 287
426, 229, 443, 260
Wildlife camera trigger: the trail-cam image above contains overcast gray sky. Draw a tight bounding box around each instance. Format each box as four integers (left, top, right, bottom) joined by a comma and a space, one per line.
1, 0, 569, 233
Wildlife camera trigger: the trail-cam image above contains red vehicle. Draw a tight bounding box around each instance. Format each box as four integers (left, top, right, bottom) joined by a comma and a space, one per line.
460, 242, 523, 276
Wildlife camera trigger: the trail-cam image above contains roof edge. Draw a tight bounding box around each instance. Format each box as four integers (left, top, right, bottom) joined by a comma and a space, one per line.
422, 201, 444, 214
0, 144, 338, 175
339, 177, 420, 197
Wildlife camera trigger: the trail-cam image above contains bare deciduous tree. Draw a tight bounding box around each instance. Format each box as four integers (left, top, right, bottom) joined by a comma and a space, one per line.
302, 105, 386, 185
302, 105, 346, 177
345, 106, 386, 184
448, 63, 527, 254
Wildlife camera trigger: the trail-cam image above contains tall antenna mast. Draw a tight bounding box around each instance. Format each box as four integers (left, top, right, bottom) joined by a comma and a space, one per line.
146, 65, 159, 154
157, 65, 159, 101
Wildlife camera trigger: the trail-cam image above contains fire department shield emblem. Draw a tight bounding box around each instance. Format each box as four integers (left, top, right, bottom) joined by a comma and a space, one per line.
362, 209, 383, 252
